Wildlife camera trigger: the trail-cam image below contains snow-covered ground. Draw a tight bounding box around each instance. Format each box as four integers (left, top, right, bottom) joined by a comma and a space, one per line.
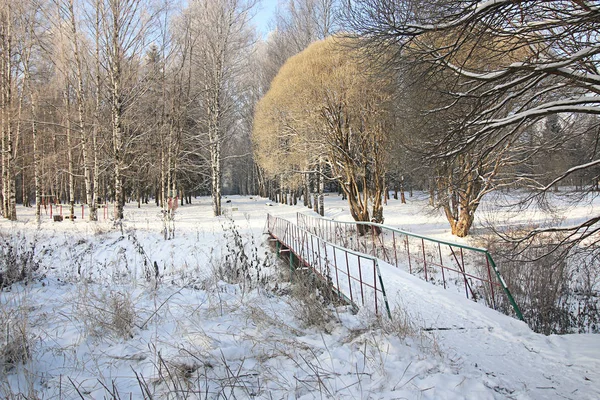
0, 193, 599, 399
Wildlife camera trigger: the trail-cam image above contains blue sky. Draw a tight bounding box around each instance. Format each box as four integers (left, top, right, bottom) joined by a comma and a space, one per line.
252, 0, 279, 37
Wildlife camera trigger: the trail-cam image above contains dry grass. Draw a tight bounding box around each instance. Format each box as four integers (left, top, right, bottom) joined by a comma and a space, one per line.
76, 284, 137, 340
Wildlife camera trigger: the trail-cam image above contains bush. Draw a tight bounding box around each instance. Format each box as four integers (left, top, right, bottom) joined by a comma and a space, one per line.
484, 233, 600, 334
0, 235, 39, 288
216, 217, 270, 290
78, 286, 137, 340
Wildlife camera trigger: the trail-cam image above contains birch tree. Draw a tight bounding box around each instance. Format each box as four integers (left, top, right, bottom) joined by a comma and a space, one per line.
0, 0, 19, 220
99, 0, 154, 221
185, 0, 256, 216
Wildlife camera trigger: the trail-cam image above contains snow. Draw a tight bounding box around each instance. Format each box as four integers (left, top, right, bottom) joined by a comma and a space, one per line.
1, 193, 599, 399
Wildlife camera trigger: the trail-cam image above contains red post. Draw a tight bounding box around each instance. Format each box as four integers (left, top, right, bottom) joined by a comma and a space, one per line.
422, 238, 428, 281
345, 251, 353, 303
439, 243, 446, 289
50, 204, 53, 219
358, 257, 365, 305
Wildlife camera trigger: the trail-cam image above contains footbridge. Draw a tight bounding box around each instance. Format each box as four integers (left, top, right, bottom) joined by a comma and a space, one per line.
267, 213, 523, 321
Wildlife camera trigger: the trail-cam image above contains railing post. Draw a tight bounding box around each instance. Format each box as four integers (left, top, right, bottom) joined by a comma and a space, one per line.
486, 257, 496, 309
332, 245, 341, 300
289, 251, 294, 281
345, 251, 353, 303
371, 225, 376, 257
439, 243, 446, 289
421, 238, 428, 281
486, 252, 524, 321
405, 235, 412, 274
392, 231, 398, 268
373, 259, 378, 315
460, 248, 468, 299
317, 235, 323, 274
357, 257, 365, 305
310, 235, 315, 267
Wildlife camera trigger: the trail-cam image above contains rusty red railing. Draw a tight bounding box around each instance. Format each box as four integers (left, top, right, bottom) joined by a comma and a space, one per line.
267, 214, 392, 318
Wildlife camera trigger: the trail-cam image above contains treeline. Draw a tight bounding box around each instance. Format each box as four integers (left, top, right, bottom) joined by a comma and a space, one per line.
0, 0, 322, 222
2, 0, 599, 245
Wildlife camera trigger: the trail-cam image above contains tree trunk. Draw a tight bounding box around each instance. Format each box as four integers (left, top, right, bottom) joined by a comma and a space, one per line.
68, 0, 93, 221
64, 82, 75, 220
31, 94, 41, 222
317, 159, 324, 216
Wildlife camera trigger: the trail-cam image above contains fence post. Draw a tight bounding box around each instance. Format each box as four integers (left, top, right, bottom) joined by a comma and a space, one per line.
373, 259, 378, 315
371, 225, 376, 257
486, 252, 524, 321
439, 243, 446, 289
405, 235, 412, 274
421, 238, 428, 281
332, 245, 340, 300
460, 248, 468, 299
345, 251, 353, 303
375, 260, 392, 319
486, 256, 496, 309
357, 257, 365, 305
392, 231, 398, 268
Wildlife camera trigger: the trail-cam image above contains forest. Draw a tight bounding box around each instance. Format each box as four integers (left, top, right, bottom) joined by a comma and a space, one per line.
1, 2, 599, 271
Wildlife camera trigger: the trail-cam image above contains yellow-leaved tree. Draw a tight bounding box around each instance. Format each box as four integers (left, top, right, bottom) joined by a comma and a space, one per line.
253, 37, 395, 231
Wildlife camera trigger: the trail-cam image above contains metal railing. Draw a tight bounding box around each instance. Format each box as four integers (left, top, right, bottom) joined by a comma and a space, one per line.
296, 213, 524, 321
267, 214, 392, 318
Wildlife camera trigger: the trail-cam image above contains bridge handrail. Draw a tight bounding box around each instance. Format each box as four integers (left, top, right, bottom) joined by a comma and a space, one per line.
296, 212, 524, 321
267, 213, 392, 318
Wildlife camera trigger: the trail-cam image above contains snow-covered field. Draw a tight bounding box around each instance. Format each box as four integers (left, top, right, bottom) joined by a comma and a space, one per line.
1, 193, 599, 399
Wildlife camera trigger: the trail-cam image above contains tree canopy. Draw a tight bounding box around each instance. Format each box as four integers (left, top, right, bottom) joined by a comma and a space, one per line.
253, 36, 395, 226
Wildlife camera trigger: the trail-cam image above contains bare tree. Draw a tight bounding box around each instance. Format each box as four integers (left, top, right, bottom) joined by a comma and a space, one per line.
184, 0, 256, 216
344, 0, 600, 239
95, 0, 155, 221
0, 0, 19, 220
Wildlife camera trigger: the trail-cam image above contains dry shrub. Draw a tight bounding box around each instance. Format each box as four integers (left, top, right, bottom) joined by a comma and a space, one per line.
484, 231, 600, 334
78, 285, 137, 340
0, 301, 32, 373
0, 235, 39, 288
216, 218, 270, 291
